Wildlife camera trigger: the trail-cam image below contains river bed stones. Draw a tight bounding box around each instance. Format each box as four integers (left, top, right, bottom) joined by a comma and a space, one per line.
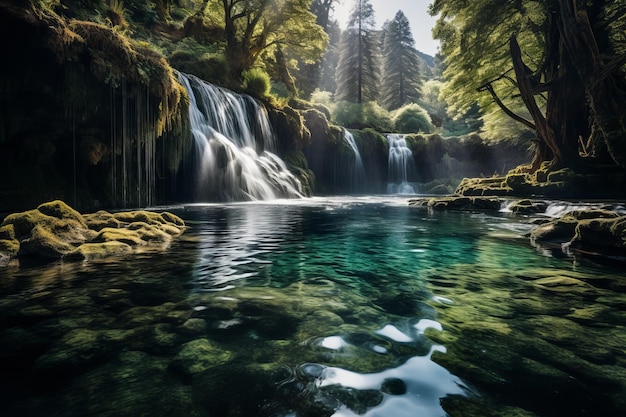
0, 200, 185, 264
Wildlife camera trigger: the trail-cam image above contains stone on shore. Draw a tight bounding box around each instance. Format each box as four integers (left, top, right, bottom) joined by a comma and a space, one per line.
0, 200, 185, 264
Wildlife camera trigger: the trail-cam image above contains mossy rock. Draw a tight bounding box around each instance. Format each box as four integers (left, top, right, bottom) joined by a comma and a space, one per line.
1, 209, 59, 238
509, 199, 548, 214
161, 211, 185, 227
65, 241, 133, 260
564, 209, 619, 221
19, 224, 76, 258
171, 338, 233, 375
420, 196, 502, 211
93, 227, 146, 246
127, 222, 173, 243
37, 200, 86, 228
83, 210, 122, 231
529, 216, 579, 243
569, 216, 626, 251
114, 211, 166, 225
0, 235, 20, 257
0, 224, 16, 241
547, 168, 575, 183
1, 201, 186, 265
505, 173, 530, 189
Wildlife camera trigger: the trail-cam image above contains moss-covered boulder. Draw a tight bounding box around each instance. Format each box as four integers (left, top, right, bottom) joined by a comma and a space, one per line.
0, 200, 185, 264
409, 196, 502, 212
530, 208, 626, 260
456, 165, 626, 199
508, 199, 548, 214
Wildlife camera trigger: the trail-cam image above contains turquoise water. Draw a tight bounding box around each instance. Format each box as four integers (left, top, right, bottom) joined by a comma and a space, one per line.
1, 196, 624, 417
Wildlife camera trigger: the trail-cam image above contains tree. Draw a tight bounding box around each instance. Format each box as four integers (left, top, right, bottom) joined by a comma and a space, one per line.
380, 10, 422, 110
335, 0, 380, 103
431, 0, 626, 172
211, 0, 328, 80
296, 0, 340, 97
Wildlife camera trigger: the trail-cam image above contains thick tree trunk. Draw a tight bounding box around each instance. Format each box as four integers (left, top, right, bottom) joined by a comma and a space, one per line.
557, 0, 626, 168
510, 35, 562, 168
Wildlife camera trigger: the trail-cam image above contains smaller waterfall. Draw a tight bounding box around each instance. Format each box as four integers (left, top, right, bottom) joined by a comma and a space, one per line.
178, 72, 303, 201
387, 134, 416, 194
343, 129, 366, 192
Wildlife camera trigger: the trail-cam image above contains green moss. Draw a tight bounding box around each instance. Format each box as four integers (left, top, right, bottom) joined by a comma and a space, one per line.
172, 338, 233, 375
93, 227, 145, 246
0, 237, 19, 257
65, 241, 133, 260
529, 216, 579, 243
113, 211, 166, 225
1, 209, 59, 238
127, 222, 172, 243
37, 200, 86, 227
20, 224, 76, 258
0, 224, 16, 241
160, 211, 185, 227
83, 210, 122, 231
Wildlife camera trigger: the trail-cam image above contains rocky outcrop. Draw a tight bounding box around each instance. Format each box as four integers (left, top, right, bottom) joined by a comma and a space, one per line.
0, 200, 185, 266
455, 166, 626, 199
531, 209, 626, 259
409, 196, 502, 211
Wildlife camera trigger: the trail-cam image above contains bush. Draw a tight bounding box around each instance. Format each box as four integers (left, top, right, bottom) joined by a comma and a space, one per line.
333, 101, 393, 132
392, 103, 434, 134
242, 68, 271, 98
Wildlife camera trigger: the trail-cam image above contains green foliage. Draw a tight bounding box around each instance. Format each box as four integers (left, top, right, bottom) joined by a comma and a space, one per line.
380, 10, 421, 110
242, 68, 271, 98
430, 0, 546, 122
333, 101, 392, 132
392, 103, 433, 134
310, 89, 334, 111
335, 0, 380, 103
220, 0, 328, 77
270, 81, 291, 100
169, 38, 230, 85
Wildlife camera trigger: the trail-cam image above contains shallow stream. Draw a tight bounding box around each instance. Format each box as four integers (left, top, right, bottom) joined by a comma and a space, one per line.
1, 196, 624, 417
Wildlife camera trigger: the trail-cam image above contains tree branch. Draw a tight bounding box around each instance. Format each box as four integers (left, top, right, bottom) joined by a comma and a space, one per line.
477, 82, 536, 130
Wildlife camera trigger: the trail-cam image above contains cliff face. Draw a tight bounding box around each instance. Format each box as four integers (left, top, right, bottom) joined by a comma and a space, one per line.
0, 3, 189, 213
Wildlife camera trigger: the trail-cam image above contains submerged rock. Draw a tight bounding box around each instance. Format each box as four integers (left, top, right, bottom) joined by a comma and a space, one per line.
0, 200, 185, 264
171, 338, 233, 375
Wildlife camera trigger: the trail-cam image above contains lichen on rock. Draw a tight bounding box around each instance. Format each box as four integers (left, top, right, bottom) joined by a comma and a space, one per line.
0, 200, 185, 264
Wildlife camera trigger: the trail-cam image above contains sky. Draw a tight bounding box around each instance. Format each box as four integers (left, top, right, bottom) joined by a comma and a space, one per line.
331, 0, 440, 56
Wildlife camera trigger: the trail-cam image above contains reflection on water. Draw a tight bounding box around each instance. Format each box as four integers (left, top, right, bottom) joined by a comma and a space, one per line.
0, 196, 625, 417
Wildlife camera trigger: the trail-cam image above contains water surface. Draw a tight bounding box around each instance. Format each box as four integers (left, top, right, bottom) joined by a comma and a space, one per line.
1, 196, 624, 417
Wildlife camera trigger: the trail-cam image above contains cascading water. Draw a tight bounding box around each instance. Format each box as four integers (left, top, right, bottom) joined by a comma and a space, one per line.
343, 129, 366, 192
178, 72, 303, 201
387, 134, 416, 194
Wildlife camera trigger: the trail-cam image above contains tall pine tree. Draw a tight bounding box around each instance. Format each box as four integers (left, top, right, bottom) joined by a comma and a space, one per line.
380, 10, 422, 110
335, 0, 380, 103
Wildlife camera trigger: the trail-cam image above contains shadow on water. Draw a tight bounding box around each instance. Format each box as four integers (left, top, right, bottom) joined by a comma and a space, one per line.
0, 196, 625, 417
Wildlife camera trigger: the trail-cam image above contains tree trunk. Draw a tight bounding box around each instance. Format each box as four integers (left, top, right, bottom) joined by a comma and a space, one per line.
557, 0, 626, 168
510, 35, 562, 168
274, 47, 298, 97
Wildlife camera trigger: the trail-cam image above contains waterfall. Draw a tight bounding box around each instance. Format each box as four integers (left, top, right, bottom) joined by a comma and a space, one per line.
342, 129, 366, 192
387, 134, 416, 194
178, 72, 303, 201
